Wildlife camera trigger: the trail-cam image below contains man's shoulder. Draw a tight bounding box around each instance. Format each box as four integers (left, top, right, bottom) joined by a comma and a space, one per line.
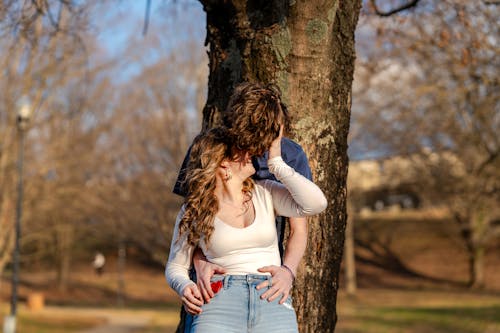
281, 137, 312, 180
281, 137, 306, 155
281, 137, 308, 164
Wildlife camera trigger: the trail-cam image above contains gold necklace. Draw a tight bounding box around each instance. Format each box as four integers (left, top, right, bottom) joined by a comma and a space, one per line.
220, 199, 246, 211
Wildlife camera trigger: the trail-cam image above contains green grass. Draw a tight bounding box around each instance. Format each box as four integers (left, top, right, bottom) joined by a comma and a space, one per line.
337, 290, 500, 333
360, 306, 499, 333
2, 290, 500, 333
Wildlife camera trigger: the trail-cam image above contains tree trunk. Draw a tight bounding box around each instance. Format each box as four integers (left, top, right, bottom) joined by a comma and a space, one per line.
199, 1, 361, 331
0, 130, 16, 278
55, 223, 73, 291
455, 212, 487, 289
469, 210, 488, 289
344, 203, 357, 295
469, 245, 485, 289
0, 196, 15, 281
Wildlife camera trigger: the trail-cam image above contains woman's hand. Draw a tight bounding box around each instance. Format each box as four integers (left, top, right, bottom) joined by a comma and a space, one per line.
193, 248, 227, 303
268, 125, 284, 160
181, 283, 203, 315
256, 265, 294, 304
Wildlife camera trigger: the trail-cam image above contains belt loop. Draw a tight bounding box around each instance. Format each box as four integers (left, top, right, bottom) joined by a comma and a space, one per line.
223, 275, 230, 290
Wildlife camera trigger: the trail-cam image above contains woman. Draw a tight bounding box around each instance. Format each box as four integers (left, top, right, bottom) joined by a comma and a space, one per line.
166, 126, 327, 333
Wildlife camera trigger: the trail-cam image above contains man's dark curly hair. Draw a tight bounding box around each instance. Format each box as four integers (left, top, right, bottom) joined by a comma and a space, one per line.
221, 82, 291, 157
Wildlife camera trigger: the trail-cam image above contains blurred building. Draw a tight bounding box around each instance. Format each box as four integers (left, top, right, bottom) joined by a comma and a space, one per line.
348, 157, 418, 212
348, 150, 468, 212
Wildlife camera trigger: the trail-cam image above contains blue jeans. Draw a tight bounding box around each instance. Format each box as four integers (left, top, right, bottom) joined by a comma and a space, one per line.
189, 274, 298, 333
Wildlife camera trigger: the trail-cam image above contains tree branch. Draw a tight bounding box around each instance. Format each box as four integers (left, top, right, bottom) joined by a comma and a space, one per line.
142, 0, 152, 36
42, 0, 59, 31
370, 0, 421, 17
476, 149, 499, 175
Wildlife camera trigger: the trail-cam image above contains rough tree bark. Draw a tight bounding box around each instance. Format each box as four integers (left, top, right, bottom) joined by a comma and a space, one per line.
198, 1, 361, 331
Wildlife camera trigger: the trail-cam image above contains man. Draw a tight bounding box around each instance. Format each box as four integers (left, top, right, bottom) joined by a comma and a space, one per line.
92, 252, 105, 276
172, 82, 311, 333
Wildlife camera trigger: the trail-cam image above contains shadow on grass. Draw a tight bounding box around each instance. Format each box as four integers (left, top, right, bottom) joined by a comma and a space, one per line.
11, 276, 180, 310
385, 305, 500, 322
354, 254, 468, 289
353, 216, 472, 289
339, 305, 500, 333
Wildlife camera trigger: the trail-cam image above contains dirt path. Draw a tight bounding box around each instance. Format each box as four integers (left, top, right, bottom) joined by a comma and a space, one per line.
42, 306, 153, 333
76, 311, 151, 333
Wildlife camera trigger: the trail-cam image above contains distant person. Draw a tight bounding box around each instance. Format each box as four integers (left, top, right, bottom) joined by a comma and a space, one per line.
93, 252, 106, 276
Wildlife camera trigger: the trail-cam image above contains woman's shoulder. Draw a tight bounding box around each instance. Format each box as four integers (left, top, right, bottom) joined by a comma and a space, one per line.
254, 180, 267, 193
253, 180, 275, 208
254, 179, 278, 197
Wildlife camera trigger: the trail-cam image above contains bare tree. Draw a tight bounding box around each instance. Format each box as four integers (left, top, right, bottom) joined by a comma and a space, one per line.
0, 0, 93, 285
1, 1, 205, 293
94, 49, 204, 266
25, 17, 205, 291
352, 0, 500, 288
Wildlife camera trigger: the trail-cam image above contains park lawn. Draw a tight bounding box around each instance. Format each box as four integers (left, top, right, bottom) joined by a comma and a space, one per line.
3, 288, 500, 333
341, 305, 500, 333
1, 213, 498, 333
336, 289, 500, 333
135, 289, 500, 333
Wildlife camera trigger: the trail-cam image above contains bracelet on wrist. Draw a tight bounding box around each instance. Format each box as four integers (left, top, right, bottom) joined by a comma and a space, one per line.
281, 264, 295, 280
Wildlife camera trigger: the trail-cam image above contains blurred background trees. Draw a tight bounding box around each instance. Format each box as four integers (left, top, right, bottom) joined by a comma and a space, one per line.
0, 3, 498, 330
351, 0, 499, 288
0, 0, 94, 287
0, 1, 206, 291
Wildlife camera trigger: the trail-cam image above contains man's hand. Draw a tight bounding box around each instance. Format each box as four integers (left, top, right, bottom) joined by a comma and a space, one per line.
181, 283, 203, 315
193, 248, 227, 303
256, 265, 294, 304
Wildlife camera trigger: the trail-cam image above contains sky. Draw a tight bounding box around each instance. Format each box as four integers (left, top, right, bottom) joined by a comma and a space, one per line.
91, 0, 372, 160
91, 1, 206, 83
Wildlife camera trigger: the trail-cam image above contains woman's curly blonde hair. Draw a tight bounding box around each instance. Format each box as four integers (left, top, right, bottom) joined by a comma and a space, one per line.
178, 127, 254, 247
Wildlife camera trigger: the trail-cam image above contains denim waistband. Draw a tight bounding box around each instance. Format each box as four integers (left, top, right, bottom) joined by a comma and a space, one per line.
211, 274, 271, 289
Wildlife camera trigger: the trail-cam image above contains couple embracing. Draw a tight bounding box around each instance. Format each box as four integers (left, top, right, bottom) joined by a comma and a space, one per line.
166, 82, 327, 333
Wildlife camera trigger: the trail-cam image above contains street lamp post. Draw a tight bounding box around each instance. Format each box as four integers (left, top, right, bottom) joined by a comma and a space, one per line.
3, 98, 32, 333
